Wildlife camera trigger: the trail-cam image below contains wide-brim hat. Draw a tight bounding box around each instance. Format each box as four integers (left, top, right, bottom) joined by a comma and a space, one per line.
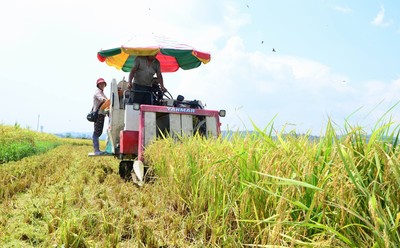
96, 78, 107, 86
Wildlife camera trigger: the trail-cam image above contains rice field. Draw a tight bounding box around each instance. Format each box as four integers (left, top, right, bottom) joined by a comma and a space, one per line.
0, 124, 63, 164
1, 120, 400, 247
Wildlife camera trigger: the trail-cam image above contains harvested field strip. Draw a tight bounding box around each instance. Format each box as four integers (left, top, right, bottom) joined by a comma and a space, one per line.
0, 144, 201, 247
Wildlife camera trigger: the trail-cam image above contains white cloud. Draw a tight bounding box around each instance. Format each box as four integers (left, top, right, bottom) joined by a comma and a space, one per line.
223, 2, 251, 32
168, 35, 360, 133
1, 0, 398, 134
371, 5, 393, 27
196, 35, 400, 134
333, 6, 352, 13
364, 78, 400, 101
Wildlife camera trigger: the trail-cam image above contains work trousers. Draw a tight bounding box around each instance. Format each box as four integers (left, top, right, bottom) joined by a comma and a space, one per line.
93, 114, 105, 138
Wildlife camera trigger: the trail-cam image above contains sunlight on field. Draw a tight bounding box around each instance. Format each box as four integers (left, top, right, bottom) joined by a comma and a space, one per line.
1, 120, 400, 247
146, 120, 400, 247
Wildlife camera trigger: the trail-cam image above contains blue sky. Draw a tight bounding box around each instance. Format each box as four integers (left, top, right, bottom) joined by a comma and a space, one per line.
1, 0, 399, 135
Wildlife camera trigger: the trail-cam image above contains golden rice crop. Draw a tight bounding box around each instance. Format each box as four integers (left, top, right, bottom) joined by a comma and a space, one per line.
1, 119, 400, 247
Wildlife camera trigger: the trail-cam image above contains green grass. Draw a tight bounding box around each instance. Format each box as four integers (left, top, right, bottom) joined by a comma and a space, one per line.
0, 124, 64, 164
0, 141, 61, 163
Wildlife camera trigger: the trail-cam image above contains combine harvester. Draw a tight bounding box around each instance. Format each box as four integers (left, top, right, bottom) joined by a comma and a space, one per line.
96, 80, 225, 185
91, 34, 226, 185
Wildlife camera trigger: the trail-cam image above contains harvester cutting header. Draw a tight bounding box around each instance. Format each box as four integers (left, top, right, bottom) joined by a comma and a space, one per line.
91, 34, 226, 185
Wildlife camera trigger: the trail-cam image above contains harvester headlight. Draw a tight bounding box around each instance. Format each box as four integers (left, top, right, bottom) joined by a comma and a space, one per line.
219, 110, 226, 117
133, 103, 140, 110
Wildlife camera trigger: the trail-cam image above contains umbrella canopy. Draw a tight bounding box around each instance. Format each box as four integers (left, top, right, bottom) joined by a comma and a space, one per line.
97, 35, 211, 73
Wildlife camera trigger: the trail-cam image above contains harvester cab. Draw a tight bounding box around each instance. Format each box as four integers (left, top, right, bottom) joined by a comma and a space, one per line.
91, 78, 225, 185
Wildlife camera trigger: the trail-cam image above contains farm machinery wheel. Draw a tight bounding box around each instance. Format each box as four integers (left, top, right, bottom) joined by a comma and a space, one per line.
119, 161, 133, 181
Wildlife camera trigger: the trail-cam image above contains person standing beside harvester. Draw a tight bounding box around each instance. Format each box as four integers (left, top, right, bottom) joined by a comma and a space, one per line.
92, 78, 108, 155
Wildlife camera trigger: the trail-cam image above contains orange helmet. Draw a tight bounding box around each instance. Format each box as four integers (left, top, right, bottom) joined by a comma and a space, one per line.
96, 78, 107, 87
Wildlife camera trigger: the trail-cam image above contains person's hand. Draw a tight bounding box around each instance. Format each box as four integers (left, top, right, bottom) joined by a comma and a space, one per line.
128, 82, 133, 89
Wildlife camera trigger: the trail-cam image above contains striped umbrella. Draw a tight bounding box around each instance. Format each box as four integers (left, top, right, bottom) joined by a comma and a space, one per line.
97, 34, 211, 73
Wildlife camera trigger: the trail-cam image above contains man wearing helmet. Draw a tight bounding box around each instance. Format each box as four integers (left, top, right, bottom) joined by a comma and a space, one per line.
92, 78, 108, 155
128, 56, 167, 105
